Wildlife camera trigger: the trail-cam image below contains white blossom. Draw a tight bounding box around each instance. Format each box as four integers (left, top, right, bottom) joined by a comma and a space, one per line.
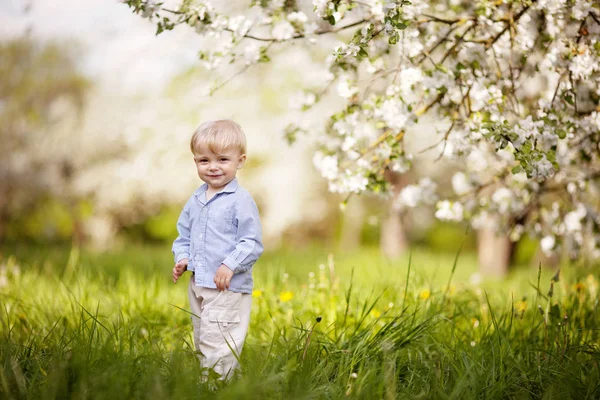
491, 187, 514, 214
336, 75, 359, 99
242, 43, 261, 65
398, 185, 422, 208
375, 99, 412, 130
341, 136, 357, 151
530, 156, 554, 180
452, 172, 473, 195
390, 154, 412, 173
569, 49, 597, 80
142, 0, 160, 18
466, 149, 488, 171
289, 91, 316, 110
395, 178, 437, 209
313, 152, 339, 180
398, 67, 423, 94
541, 235, 556, 255
335, 43, 361, 60
572, 0, 592, 20
228, 15, 252, 37
272, 20, 295, 41
313, 0, 334, 18
564, 204, 586, 232
435, 200, 464, 222
536, 0, 566, 14
287, 12, 308, 24
332, 112, 359, 135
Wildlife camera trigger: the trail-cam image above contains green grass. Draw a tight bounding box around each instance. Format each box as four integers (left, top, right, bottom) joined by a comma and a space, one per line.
1, 244, 599, 399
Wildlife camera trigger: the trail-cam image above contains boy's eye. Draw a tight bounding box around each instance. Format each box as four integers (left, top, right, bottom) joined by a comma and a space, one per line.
220, 158, 229, 162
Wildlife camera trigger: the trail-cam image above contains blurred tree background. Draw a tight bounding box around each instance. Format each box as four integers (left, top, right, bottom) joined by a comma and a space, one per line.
0, 39, 90, 244
0, 0, 571, 276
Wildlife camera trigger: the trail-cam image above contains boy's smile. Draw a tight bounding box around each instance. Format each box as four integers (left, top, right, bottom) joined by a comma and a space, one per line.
194, 147, 246, 193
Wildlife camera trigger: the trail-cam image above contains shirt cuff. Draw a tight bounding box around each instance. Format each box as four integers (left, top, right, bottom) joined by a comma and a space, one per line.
222, 256, 240, 273
175, 254, 189, 263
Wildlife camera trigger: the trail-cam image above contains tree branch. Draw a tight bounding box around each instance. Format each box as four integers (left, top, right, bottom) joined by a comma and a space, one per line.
440, 23, 475, 64
159, 1, 369, 43
416, 24, 461, 65
484, 4, 532, 50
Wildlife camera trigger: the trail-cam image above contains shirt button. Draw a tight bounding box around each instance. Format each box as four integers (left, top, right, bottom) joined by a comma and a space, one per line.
199, 234, 203, 239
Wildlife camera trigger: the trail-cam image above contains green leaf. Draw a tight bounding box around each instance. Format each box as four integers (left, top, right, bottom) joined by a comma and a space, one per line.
557, 129, 566, 139
259, 47, 270, 63
358, 48, 369, 58
396, 22, 408, 30
326, 15, 336, 25
389, 33, 399, 45
456, 62, 466, 71
511, 165, 523, 174
564, 94, 574, 105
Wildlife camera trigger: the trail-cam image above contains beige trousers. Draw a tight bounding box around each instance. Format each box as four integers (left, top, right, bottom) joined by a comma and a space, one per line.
188, 276, 252, 379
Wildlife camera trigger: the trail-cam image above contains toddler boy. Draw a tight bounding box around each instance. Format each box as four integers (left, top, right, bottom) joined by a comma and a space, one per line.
171, 119, 263, 379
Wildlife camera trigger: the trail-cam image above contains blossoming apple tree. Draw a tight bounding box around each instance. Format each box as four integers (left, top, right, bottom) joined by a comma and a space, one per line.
126, 0, 600, 270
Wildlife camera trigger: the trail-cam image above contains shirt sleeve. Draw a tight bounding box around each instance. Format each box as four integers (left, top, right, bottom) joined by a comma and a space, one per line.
172, 199, 192, 263
222, 194, 264, 274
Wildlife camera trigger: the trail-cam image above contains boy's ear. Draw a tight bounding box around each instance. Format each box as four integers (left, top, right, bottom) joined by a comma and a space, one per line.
238, 154, 247, 169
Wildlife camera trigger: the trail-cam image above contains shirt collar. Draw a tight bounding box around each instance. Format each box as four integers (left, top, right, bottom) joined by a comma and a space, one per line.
195, 178, 239, 203
221, 178, 239, 193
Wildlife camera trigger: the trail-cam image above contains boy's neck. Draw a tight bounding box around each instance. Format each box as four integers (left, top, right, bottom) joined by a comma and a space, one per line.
206, 187, 218, 201
205, 180, 232, 201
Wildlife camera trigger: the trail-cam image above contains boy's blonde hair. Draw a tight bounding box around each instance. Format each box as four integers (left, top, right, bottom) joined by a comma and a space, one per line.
190, 119, 247, 155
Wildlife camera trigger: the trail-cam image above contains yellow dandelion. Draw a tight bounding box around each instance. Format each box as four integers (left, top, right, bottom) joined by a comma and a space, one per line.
515, 300, 527, 313
279, 291, 294, 302
419, 289, 431, 300
370, 309, 381, 318
447, 284, 457, 296
573, 282, 585, 292
252, 289, 263, 298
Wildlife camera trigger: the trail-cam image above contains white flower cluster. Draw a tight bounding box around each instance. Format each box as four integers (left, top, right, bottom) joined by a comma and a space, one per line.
435, 200, 464, 222
128, 0, 600, 261
312, 151, 370, 194
141, 0, 160, 18
289, 91, 317, 110
313, 0, 335, 19
395, 178, 438, 210
272, 20, 295, 41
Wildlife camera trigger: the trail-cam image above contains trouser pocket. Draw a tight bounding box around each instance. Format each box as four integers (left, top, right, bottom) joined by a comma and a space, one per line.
206, 307, 241, 343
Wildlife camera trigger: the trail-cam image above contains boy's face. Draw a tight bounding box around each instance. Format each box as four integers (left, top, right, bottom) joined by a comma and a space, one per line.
193, 147, 246, 191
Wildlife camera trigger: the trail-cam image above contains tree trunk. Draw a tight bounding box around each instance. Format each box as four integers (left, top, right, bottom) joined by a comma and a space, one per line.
339, 198, 365, 251
380, 170, 408, 259
477, 226, 512, 277
380, 209, 408, 259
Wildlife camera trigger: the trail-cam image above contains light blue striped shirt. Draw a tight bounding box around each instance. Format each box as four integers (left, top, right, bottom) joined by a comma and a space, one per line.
172, 178, 263, 294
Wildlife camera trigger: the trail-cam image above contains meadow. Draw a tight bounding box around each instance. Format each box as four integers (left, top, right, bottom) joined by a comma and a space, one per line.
1, 243, 599, 399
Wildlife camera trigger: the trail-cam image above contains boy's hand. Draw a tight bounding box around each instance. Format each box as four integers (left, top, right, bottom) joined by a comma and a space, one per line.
213, 264, 234, 291
173, 258, 188, 283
